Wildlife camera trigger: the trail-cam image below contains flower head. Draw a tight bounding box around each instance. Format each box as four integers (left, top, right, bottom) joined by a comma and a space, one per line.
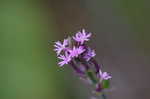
99, 70, 111, 80
73, 29, 92, 44
53, 29, 112, 95
84, 48, 96, 61
69, 46, 85, 58
54, 39, 68, 55
58, 53, 71, 67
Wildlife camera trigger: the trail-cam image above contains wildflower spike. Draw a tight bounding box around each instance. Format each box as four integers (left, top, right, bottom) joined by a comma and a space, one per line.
53, 29, 112, 99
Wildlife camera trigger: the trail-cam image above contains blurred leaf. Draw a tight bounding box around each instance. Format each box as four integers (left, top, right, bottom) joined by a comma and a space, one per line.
102, 80, 110, 89
86, 70, 97, 84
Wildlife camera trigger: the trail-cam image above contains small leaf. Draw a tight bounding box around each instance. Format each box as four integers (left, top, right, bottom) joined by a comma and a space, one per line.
86, 70, 97, 84
102, 80, 110, 89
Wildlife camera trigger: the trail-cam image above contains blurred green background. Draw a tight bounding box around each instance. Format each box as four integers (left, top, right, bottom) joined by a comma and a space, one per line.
0, 0, 150, 99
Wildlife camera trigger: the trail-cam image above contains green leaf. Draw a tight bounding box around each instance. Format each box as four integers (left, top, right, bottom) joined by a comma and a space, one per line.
102, 80, 110, 89
86, 70, 97, 84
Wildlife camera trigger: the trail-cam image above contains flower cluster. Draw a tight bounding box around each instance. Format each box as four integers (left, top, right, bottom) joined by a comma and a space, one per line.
54, 29, 111, 95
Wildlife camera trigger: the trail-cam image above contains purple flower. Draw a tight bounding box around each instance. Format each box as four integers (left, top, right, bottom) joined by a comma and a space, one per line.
58, 53, 71, 67
73, 29, 92, 44
99, 70, 112, 80
54, 39, 68, 55
69, 46, 85, 58
53, 29, 112, 97
84, 48, 96, 61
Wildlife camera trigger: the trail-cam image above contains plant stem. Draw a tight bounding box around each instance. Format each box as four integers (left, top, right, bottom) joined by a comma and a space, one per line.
91, 58, 100, 74
70, 61, 84, 75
